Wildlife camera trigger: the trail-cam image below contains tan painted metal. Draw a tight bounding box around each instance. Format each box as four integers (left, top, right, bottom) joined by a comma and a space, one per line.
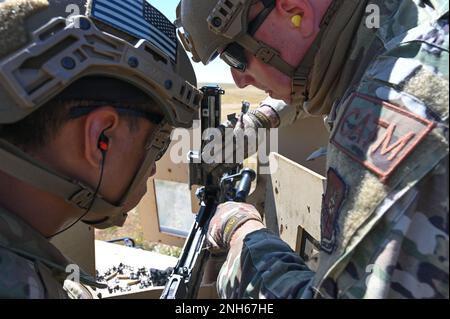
242, 116, 329, 268
264, 153, 325, 256
277, 116, 329, 176
137, 134, 200, 248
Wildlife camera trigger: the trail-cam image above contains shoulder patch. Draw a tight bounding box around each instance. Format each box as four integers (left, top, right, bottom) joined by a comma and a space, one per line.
321, 168, 348, 254
331, 93, 435, 183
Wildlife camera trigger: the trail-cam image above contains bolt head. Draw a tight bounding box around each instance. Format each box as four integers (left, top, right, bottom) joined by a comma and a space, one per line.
164, 80, 173, 90
128, 57, 139, 68
61, 57, 76, 70
212, 17, 222, 27
79, 17, 91, 30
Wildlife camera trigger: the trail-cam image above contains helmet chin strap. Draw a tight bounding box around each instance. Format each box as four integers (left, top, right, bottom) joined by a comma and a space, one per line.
48, 146, 107, 238
0, 138, 123, 221
0, 122, 171, 233
235, 20, 326, 119
291, 0, 343, 111
81, 123, 172, 229
290, 28, 325, 112
238, 33, 296, 77
238, 0, 342, 116
81, 146, 157, 230
237, 29, 319, 116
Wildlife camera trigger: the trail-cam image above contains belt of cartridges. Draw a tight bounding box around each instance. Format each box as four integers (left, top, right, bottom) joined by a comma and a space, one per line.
96, 263, 173, 296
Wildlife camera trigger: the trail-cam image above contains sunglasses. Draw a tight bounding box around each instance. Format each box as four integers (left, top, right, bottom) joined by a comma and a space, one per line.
220, 0, 276, 72
69, 105, 170, 161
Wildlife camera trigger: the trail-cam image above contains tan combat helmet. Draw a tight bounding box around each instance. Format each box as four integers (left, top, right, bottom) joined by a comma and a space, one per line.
177, 0, 337, 106
0, 0, 202, 229
177, 0, 295, 74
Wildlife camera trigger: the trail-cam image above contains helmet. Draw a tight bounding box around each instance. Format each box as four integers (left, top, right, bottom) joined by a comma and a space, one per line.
0, 0, 202, 228
177, 0, 334, 105
0, 0, 201, 126
177, 0, 294, 75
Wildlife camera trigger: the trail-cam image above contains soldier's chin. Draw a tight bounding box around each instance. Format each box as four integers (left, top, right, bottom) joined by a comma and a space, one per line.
268, 91, 289, 103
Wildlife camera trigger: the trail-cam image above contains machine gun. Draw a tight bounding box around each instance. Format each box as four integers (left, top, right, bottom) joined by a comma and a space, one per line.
160, 85, 256, 299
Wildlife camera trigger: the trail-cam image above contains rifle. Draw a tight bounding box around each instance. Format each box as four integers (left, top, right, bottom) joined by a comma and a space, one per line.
160, 85, 256, 299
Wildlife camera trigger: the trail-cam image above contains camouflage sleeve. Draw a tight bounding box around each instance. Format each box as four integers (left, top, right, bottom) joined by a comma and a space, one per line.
217, 229, 315, 299
332, 156, 448, 299
313, 11, 449, 299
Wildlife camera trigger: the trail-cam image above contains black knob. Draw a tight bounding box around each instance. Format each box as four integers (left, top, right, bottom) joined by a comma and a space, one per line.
235, 169, 256, 202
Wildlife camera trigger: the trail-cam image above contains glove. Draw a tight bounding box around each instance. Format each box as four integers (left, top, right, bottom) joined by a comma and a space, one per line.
207, 201, 264, 253
203, 102, 280, 165
236, 104, 281, 131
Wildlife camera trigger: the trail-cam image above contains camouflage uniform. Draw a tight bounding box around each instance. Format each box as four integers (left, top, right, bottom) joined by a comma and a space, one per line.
217, 0, 449, 299
0, 0, 199, 299
0, 206, 101, 298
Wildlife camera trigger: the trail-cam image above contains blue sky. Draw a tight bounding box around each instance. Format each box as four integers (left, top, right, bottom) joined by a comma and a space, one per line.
149, 0, 234, 84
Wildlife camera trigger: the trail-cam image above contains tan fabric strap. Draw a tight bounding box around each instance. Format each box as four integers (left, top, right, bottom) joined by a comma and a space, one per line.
239, 34, 296, 76
297, 0, 369, 116
0, 139, 121, 214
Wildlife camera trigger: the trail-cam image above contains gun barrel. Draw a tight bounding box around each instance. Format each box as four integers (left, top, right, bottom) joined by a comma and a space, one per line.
161, 85, 257, 299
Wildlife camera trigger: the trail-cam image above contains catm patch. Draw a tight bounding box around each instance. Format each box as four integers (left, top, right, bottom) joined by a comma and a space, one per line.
321, 168, 347, 254
331, 93, 435, 183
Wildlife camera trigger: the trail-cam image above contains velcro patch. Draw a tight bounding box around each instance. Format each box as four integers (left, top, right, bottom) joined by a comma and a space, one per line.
321, 168, 347, 254
331, 93, 435, 183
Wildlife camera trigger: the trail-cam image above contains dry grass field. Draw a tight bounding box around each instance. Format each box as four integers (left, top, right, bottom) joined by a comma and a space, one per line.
95, 83, 266, 256
208, 83, 268, 118
216, 83, 267, 104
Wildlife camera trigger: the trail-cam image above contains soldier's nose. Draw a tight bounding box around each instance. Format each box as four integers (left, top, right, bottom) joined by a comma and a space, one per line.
231, 68, 253, 89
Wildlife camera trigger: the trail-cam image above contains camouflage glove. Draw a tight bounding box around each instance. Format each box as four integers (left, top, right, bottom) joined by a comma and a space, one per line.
236, 104, 281, 132
207, 201, 264, 253
206, 104, 280, 165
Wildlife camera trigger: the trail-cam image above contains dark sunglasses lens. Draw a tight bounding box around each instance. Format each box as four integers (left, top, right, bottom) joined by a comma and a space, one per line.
221, 43, 247, 72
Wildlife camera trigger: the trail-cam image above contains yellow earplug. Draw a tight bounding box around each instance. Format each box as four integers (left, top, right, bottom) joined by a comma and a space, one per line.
291, 15, 302, 28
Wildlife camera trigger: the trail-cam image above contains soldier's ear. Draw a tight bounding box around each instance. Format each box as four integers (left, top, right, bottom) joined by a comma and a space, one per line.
84, 106, 119, 168
276, 0, 315, 37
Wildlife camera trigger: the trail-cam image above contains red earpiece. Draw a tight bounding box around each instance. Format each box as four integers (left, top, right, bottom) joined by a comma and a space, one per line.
98, 133, 109, 152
